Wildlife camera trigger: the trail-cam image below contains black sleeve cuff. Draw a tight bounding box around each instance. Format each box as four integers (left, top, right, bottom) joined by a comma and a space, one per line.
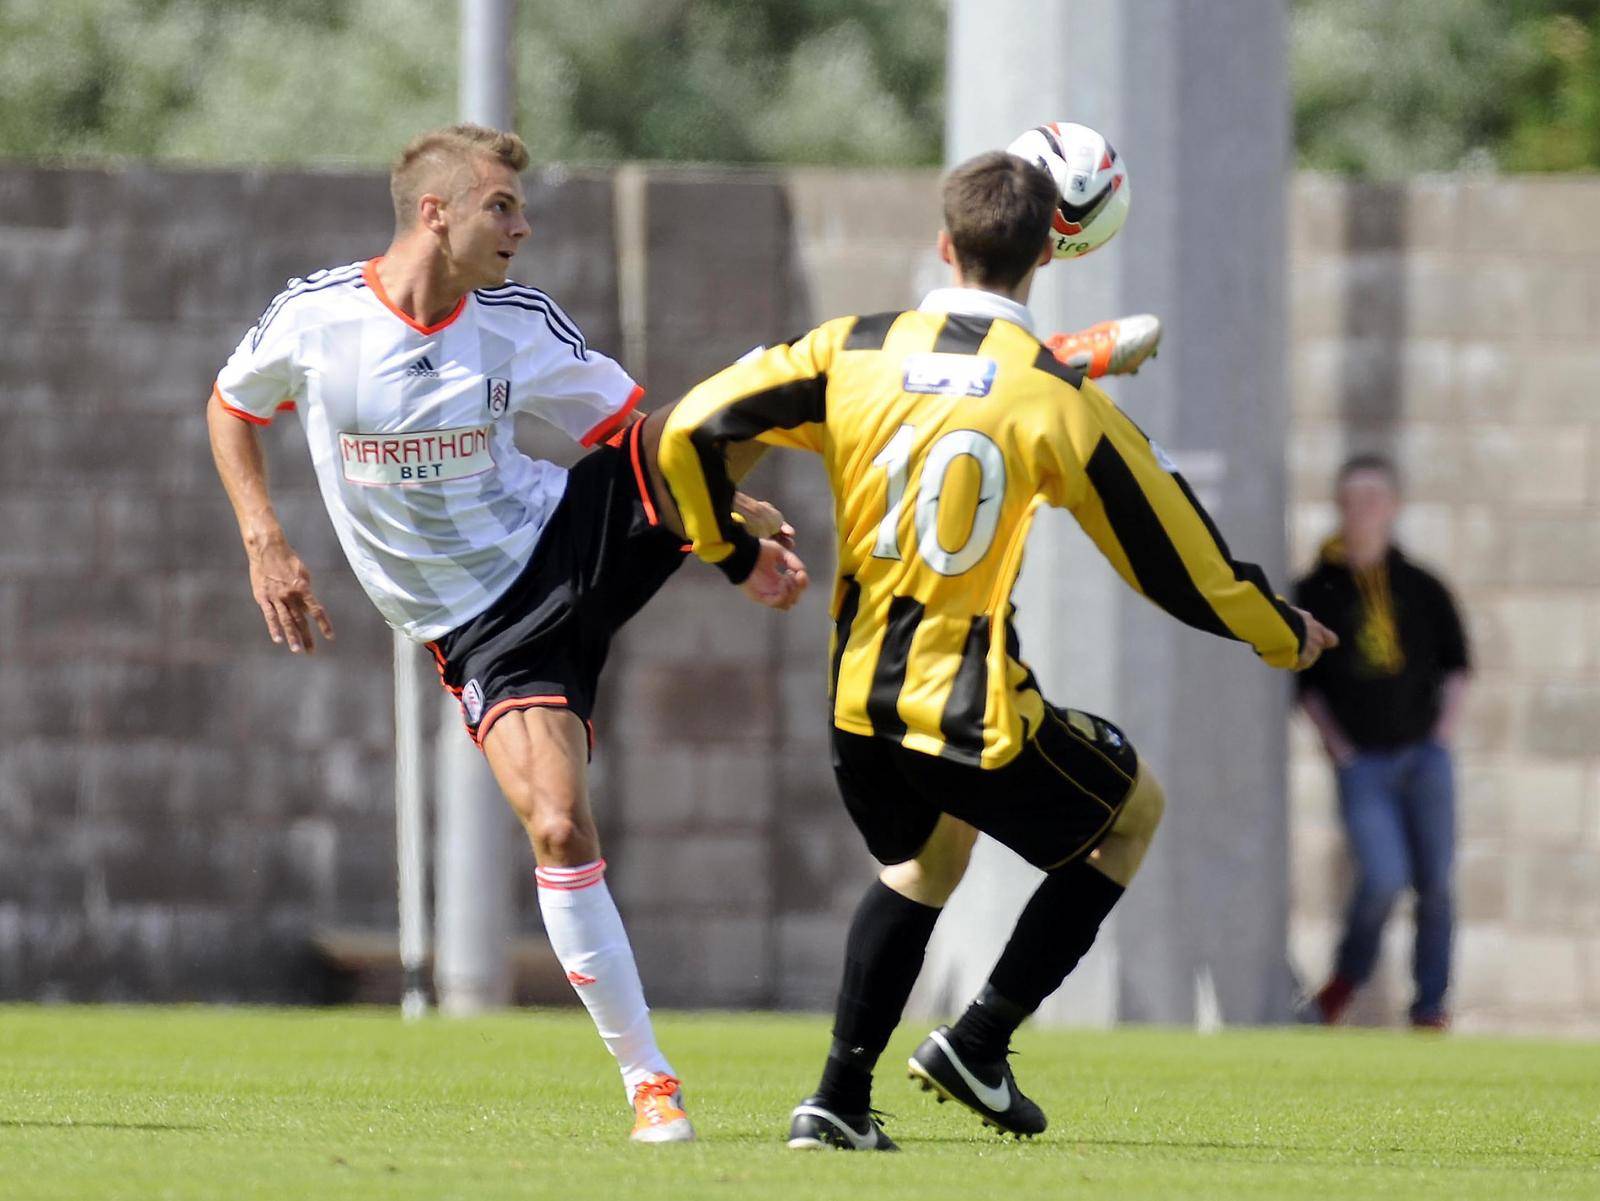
715, 530, 761, 585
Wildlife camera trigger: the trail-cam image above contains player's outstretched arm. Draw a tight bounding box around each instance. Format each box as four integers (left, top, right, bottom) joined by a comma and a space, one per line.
1054, 379, 1330, 671
639, 408, 793, 544
648, 398, 808, 611
206, 391, 334, 654
648, 322, 844, 605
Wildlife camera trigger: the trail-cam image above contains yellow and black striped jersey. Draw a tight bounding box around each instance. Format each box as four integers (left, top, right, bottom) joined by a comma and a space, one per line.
658, 306, 1306, 769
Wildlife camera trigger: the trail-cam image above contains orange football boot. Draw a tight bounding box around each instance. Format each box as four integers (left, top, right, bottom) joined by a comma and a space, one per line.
630, 1073, 696, 1143
1044, 313, 1162, 379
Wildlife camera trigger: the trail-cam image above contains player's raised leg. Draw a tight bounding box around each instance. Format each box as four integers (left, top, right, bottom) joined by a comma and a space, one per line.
1043, 313, 1163, 379
481, 706, 693, 1144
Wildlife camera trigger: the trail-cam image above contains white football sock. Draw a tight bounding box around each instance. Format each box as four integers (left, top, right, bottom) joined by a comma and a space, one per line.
535, 859, 674, 1099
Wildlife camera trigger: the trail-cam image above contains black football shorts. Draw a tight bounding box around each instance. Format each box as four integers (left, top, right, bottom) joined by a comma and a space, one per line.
425, 420, 687, 747
831, 706, 1140, 870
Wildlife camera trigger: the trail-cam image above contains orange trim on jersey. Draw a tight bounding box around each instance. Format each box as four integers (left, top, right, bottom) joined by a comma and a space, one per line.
277, 400, 297, 412
580, 384, 645, 448
212, 381, 274, 427
627, 417, 661, 527
362, 257, 468, 335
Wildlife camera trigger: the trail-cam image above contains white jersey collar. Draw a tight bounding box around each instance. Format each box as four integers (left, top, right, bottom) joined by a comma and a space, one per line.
917, 287, 1036, 336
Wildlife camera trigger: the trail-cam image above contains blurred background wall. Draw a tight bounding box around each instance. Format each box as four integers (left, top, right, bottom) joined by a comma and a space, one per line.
3, 161, 1599, 1031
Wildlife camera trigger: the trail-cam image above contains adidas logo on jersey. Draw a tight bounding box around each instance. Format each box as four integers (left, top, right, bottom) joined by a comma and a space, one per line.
405, 355, 440, 378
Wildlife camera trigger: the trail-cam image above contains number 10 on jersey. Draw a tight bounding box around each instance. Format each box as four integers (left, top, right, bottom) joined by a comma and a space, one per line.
870, 424, 1006, 576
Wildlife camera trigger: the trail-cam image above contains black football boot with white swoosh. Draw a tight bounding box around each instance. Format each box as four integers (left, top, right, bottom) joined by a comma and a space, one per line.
786, 1096, 899, 1151
907, 1027, 1047, 1138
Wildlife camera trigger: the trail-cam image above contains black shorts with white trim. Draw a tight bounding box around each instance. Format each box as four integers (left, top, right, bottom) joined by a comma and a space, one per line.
426, 421, 687, 747
831, 706, 1139, 870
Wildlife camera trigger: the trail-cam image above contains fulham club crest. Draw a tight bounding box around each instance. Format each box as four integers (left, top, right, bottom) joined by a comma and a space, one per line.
486, 377, 510, 419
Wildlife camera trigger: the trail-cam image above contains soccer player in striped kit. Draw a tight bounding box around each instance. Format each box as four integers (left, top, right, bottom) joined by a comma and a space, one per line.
206, 124, 806, 1143
655, 151, 1337, 1148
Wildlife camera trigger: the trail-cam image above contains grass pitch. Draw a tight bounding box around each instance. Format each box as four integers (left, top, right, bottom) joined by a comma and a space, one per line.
2, 1006, 1597, 1200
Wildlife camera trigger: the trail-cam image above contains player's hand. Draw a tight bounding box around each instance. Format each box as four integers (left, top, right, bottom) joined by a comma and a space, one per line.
739, 539, 809, 611
248, 534, 335, 655
732, 491, 794, 544
1292, 607, 1337, 672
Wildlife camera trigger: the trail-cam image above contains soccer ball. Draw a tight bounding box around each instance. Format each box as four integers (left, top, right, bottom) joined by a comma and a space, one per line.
1007, 122, 1130, 260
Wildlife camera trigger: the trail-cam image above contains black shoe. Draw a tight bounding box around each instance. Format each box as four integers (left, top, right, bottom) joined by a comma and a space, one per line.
907, 1026, 1046, 1138
785, 1096, 899, 1151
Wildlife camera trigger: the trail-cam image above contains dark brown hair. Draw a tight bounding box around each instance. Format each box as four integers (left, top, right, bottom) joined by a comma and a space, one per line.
1337, 452, 1401, 491
390, 124, 530, 229
941, 151, 1059, 289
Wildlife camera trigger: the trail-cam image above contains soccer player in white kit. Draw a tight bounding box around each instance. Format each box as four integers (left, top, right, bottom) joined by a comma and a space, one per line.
205, 125, 806, 1143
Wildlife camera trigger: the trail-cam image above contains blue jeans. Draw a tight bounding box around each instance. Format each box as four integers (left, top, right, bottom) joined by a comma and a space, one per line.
1333, 740, 1456, 1020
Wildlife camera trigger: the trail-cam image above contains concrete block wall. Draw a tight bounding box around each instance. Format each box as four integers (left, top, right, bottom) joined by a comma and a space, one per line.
1287, 176, 1600, 1034
6, 161, 1595, 1030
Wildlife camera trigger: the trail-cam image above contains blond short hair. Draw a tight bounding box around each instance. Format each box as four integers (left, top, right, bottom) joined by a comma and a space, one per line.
390, 124, 530, 230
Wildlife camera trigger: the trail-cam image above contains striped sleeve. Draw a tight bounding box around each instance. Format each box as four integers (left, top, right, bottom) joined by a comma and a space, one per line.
490, 285, 645, 445
214, 313, 297, 425
1053, 379, 1306, 669
657, 319, 843, 583
215, 268, 364, 424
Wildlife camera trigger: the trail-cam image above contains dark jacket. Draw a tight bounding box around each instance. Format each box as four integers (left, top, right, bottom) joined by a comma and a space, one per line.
1293, 539, 1470, 750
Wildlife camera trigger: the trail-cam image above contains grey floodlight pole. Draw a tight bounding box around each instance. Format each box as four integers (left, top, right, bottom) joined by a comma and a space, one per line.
911, 0, 1121, 1029
923, 0, 1295, 1028
430, 0, 520, 1017
394, 634, 430, 1020
461, 0, 517, 136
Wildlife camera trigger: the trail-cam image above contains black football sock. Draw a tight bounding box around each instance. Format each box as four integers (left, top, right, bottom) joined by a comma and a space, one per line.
949, 861, 1126, 1061
815, 879, 942, 1113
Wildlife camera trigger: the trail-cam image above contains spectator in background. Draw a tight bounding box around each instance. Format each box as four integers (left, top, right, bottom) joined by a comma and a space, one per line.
1295, 454, 1471, 1030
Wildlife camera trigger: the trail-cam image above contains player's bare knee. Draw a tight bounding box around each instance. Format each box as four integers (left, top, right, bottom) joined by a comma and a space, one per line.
1121, 765, 1166, 848
1090, 767, 1166, 887
881, 856, 959, 906
881, 816, 977, 907
506, 777, 589, 859
529, 812, 588, 863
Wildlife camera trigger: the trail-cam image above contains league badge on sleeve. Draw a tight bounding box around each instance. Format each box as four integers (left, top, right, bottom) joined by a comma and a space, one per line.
486, 378, 511, 419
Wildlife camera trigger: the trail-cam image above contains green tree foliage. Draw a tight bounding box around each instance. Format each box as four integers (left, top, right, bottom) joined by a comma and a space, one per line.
0, 0, 944, 166
15, 1, 1600, 173
1294, 0, 1600, 173
1501, 2, 1600, 170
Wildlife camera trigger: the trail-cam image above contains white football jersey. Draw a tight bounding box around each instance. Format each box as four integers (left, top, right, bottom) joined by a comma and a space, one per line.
214, 258, 642, 641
